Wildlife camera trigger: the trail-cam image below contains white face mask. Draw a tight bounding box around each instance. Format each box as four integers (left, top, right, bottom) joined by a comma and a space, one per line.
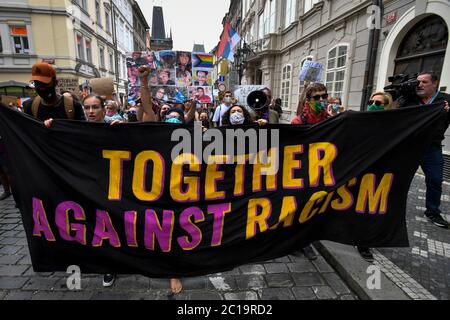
230, 112, 245, 125
224, 97, 232, 104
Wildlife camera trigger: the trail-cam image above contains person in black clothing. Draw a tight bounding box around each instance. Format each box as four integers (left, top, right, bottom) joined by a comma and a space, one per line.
23, 62, 85, 122
400, 71, 450, 229
272, 98, 283, 117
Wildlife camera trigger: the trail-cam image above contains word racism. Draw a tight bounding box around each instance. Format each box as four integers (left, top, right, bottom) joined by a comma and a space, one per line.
0, 105, 444, 277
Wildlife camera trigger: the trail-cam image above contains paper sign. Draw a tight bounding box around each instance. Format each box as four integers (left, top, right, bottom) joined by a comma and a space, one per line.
1, 96, 18, 106
57, 78, 80, 95
90, 77, 114, 100
299, 60, 324, 82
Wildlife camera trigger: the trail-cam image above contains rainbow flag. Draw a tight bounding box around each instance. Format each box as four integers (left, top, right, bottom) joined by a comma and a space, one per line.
193, 53, 214, 69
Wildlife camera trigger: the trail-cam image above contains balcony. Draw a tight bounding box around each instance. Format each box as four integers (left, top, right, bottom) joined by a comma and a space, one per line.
247, 34, 279, 61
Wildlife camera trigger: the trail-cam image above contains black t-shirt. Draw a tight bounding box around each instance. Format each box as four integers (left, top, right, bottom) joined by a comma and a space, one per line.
23, 96, 85, 121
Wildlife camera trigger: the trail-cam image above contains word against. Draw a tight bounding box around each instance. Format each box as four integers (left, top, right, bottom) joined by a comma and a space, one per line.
366, 265, 381, 290
66, 265, 81, 290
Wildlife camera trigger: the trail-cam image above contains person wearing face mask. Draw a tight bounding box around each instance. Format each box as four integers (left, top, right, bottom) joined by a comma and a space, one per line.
327, 97, 346, 117
290, 83, 330, 261
23, 63, 85, 122
213, 91, 233, 127
367, 92, 394, 111
221, 105, 253, 126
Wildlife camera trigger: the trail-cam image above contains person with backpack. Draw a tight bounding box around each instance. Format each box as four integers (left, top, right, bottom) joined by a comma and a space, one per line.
23, 62, 85, 121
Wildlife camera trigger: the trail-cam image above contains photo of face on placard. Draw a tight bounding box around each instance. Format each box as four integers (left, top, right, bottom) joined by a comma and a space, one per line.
159, 51, 176, 69
157, 68, 176, 86
189, 86, 213, 104
193, 70, 212, 87
153, 86, 189, 103
176, 51, 192, 87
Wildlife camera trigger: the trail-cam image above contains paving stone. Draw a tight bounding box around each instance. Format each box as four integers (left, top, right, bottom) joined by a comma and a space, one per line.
113, 275, 150, 292
340, 294, 357, 300
312, 257, 336, 273
0, 246, 21, 254
224, 291, 259, 300
0, 265, 28, 276
149, 278, 172, 290
263, 263, 289, 274
265, 273, 294, 287
313, 286, 338, 300
236, 275, 267, 290
91, 292, 131, 300
0, 237, 19, 245
0, 231, 18, 237
207, 275, 238, 291
0, 290, 6, 299
0, 254, 23, 265
61, 291, 94, 300
274, 256, 291, 263
4, 291, 34, 300
15, 239, 29, 246
0, 225, 16, 231
0, 277, 29, 289
291, 273, 325, 287
179, 276, 208, 290
185, 290, 223, 300
292, 287, 317, 300
239, 264, 266, 275
16, 255, 32, 265
127, 292, 158, 300
22, 277, 58, 291
287, 261, 316, 273
259, 288, 295, 300
322, 273, 351, 295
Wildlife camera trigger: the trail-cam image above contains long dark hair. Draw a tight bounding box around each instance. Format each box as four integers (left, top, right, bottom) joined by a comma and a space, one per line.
221, 105, 253, 126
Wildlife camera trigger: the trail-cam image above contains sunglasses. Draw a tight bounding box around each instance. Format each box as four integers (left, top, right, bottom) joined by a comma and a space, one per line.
368, 100, 384, 106
311, 94, 328, 101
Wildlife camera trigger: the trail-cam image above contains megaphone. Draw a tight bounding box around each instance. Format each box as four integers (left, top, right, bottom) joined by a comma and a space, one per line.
247, 90, 268, 111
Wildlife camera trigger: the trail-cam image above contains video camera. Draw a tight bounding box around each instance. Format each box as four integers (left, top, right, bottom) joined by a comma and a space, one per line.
384, 74, 419, 101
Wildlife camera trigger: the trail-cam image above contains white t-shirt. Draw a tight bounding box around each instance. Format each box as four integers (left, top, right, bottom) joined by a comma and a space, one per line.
213, 104, 231, 126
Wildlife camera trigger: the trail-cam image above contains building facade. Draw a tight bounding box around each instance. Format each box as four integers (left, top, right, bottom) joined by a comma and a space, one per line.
233, 0, 449, 124
132, 0, 149, 52
149, 6, 173, 51
0, 0, 119, 97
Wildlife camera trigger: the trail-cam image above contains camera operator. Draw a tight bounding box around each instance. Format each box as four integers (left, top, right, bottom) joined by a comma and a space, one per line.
399, 71, 450, 228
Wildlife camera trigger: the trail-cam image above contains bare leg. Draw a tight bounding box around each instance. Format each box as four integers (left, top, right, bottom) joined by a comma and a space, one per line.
170, 278, 182, 295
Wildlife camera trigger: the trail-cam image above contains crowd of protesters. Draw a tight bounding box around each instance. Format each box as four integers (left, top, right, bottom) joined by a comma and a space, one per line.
0, 62, 449, 296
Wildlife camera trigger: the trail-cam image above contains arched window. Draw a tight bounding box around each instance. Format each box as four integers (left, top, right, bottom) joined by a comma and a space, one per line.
394, 15, 448, 80
326, 44, 348, 98
281, 65, 292, 110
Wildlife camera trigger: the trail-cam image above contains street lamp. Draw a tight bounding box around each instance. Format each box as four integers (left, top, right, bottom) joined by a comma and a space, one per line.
234, 42, 254, 85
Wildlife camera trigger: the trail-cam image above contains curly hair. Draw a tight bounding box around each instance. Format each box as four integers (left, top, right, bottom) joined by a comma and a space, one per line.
221, 105, 253, 126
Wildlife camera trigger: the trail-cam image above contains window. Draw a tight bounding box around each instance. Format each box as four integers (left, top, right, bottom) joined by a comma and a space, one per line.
10, 26, 29, 54
76, 0, 88, 11
96, 1, 102, 26
304, 0, 319, 13
99, 47, 105, 68
76, 34, 84, 59
0, 36, 3, 53
285, 0, 296, 27
85, 39, 92, 63
105, 10, 111, 33
263, 0, 276, 35
109, 52, 114, 73
258, 14, 264, 39
281, 65, 292, 110
326, 45, 348, 98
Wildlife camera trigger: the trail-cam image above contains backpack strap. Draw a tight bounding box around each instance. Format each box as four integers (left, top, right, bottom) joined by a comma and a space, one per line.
31, 96, 41, 118
63, 95, 75, 120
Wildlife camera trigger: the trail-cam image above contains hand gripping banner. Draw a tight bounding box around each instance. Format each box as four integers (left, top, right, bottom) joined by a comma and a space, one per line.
0, 105, 446, 277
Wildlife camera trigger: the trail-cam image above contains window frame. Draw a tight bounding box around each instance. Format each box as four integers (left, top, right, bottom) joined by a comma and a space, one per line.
304, 0, 319, 14
280, 64, 292, 111
10, 26, 30, 55
325, 44, 349, 99
285, 0, 297, 28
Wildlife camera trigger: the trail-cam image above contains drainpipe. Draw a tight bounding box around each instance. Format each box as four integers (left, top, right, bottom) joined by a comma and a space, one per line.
360, 0, 382, 111
110, 0, 120, 89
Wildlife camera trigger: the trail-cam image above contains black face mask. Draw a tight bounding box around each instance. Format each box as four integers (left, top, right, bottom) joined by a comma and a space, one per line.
36, 86, 57, 102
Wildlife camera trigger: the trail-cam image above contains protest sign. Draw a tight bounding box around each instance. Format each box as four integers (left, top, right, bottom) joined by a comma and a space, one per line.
0, 104, 444, 277
90, 77, 114, 100
56, 78, 80, 95
0, 95, 18, 106
299, 60, 324, 82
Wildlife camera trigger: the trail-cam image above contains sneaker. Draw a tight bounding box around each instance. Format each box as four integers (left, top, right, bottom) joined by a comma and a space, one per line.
0, 191, 11, 201
427, 214, 449, 229
103, 274, 116, 287
301, 245, 317, 261
357, 246, 374, 263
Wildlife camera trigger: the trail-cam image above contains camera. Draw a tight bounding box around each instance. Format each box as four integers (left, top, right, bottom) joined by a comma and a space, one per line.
384, 74, 419, 101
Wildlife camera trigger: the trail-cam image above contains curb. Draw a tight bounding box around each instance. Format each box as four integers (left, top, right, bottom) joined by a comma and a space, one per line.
315, 241, 411, 300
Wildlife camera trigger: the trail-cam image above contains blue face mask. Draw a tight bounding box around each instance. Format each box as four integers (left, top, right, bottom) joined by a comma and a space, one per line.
166, 117, 182, 124
332, 104, 340, 112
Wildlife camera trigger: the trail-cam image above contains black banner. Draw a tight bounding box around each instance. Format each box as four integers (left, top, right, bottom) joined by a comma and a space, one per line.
0, 105, 445, 277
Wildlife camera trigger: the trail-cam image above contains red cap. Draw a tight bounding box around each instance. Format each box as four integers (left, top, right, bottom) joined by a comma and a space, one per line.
31, 62, 56, 84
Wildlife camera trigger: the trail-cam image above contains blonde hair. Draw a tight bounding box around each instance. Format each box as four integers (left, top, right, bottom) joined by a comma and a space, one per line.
370, 92, 394, 110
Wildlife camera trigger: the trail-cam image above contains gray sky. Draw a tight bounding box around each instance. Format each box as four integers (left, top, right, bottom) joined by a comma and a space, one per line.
136, 0, 230, 52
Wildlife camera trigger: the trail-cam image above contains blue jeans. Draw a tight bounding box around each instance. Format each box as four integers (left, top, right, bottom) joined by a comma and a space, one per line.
420, 146, 444, 217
